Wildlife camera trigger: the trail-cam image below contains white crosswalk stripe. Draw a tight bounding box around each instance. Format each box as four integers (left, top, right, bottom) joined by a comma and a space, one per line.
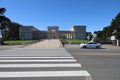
0, 57, 74, 59
0, 56, 91, 79
0, 71, 90, 78
0, 48, 92, 80
0, 63, 82, 67
0, 59, 77, 62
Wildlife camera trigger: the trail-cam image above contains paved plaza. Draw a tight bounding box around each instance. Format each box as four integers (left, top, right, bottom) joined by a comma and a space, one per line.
24, 39, 62, 48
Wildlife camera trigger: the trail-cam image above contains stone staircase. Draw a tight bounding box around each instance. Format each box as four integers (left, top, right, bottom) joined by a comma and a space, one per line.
24, 39, 62, 48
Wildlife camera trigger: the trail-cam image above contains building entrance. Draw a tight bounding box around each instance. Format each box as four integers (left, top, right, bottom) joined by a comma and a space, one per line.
49, 33, 56, 39
52, 35, 56, 39
48, 26, 59, 39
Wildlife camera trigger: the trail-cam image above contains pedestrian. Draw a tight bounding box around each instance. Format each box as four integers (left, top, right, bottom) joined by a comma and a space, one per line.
62, 42, 64, 47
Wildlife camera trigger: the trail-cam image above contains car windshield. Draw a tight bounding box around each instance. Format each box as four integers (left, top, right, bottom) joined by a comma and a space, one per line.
81, 42, 89, 44
88, 42, 97, 44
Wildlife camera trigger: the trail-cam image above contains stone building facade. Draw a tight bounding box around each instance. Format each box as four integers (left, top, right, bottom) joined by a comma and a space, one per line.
19, 26, 86, 40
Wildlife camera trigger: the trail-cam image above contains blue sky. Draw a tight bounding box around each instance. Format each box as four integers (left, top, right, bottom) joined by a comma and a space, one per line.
0, 0, 120, 33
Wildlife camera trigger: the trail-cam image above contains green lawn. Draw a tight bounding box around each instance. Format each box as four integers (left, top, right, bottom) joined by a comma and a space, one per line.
64, 39, 89, 44
4, 40, 33, 45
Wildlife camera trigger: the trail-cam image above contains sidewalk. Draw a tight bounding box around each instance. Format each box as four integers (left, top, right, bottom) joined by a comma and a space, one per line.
0, 45, 25, 50
65, 44, 120, 49
0, 39, 62, 50
102, 44, 120, 50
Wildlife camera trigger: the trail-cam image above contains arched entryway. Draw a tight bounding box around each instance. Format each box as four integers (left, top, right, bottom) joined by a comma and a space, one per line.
51, 33, 56, 39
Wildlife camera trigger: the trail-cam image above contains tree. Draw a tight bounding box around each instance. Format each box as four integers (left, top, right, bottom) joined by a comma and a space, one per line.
0, 8, 11, 44
86, 32, 93, 40
94, 31, 103, 41
94, 12, 120, 41
0, 8, 6, 15
6, 22, 21, 40
110, 13, 120, 39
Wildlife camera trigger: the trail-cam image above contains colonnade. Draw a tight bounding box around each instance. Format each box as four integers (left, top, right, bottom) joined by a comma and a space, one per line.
59, 32, 74, 39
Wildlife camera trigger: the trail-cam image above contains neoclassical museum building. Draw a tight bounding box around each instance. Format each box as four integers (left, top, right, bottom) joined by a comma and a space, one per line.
19, 25, 86, 40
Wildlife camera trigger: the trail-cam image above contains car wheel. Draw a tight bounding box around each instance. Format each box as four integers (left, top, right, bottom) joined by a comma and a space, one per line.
96, 46, 100, 49
83, 46, 87, 48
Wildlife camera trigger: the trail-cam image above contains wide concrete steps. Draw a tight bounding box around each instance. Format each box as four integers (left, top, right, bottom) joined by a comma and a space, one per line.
24, 39, 62, 48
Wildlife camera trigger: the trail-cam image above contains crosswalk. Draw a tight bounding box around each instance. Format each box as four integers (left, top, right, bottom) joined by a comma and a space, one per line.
0, 48, 92, 80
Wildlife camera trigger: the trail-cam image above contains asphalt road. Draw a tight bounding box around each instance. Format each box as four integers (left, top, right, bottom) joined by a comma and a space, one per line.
0, 48, 91, 80
0, 44, 120, 80
65, 45, 120, 80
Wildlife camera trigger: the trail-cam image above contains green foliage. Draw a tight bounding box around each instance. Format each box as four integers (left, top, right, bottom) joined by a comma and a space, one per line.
86, 32, 93, 40
5, 22, 21, 40
0, 7, 11, 44
64, 39, 89, 44
0, 8, 6, 15
0, 8, 21, 41
111, 13, 120, 39
94, 12, 120, 41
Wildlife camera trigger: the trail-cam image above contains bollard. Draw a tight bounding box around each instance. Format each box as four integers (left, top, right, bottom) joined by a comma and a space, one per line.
117, 39, 119, 47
